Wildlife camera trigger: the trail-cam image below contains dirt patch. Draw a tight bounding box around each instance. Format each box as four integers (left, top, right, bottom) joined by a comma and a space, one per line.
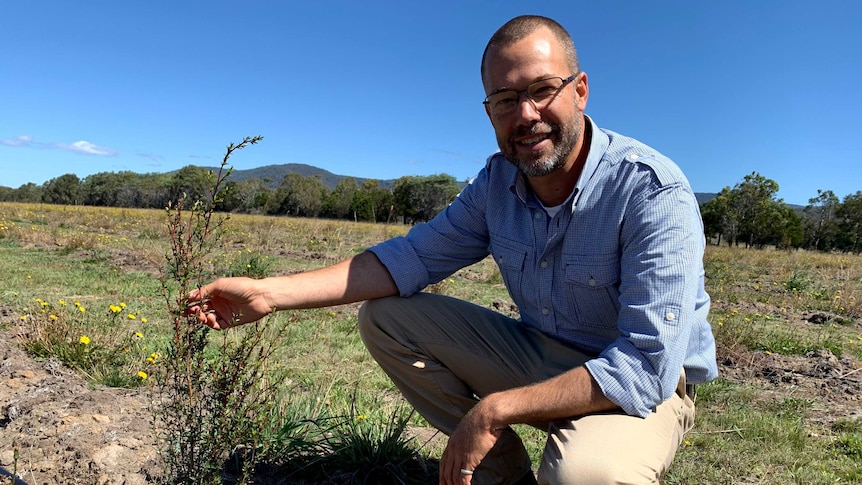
0, 328, 158, 485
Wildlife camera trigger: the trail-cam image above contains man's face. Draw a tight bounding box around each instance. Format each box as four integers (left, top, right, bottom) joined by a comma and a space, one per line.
483, 28, 587, 178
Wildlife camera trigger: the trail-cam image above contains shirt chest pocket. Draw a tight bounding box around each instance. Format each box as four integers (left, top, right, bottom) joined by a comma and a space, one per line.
490, 238, 529, 305
564, 256, 621, 329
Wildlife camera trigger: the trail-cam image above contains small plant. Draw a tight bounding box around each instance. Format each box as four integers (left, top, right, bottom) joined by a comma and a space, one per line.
155, 135, 297, 484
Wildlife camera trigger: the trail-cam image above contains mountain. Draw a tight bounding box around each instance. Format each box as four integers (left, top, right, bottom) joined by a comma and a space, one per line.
201, 163, 395, 190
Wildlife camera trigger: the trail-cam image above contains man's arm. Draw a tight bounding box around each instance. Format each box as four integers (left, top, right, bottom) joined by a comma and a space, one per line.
188, 250, 398, 330
440, 366, 616, 482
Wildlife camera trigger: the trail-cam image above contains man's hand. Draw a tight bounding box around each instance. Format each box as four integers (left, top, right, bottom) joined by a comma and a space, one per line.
185, 277, 274, 330
439, 399, 505, 485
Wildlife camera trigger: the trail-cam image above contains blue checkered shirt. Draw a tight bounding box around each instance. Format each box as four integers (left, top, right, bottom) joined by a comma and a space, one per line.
369, 116, 718, 417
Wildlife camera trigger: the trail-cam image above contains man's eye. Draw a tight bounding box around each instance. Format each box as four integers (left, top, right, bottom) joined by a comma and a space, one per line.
492, 95, 517, 110
530, 84, 558, 99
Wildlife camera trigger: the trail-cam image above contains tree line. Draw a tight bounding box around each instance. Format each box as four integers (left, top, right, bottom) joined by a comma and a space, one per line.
0, 165, 463, 224
1, 167, 860, 253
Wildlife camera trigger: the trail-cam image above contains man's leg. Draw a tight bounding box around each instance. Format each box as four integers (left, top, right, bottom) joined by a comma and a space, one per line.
536, 377, 696, 485
358, 293, 548, 485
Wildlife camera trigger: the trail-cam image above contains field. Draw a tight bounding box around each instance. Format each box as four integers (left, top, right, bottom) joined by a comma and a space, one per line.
1, 201, 861, 484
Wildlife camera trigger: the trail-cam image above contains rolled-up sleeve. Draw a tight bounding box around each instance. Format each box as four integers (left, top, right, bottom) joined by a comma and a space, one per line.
585, 177, 706, 417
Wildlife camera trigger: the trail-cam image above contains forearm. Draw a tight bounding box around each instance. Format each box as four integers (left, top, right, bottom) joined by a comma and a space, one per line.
261, 250, 398, 310
479, 366, 617, 428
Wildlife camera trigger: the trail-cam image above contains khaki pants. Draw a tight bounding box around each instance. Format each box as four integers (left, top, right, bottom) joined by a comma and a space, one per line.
358, 293, 696, 485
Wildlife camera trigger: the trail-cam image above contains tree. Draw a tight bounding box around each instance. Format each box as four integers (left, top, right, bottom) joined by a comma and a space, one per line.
393, 174, 461, 223
728, 172, 781, 248
351, 179, 394, 222
169, 166, 214, 205
802, 189, 840, 251
324, 177, 359, 219
14, 183, 43, 203
267, 173, 327, 217
836, 191, 862, 253
42, 174, 82, 205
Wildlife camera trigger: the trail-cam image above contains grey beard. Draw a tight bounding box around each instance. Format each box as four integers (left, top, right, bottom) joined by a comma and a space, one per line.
503, 116, 582, 178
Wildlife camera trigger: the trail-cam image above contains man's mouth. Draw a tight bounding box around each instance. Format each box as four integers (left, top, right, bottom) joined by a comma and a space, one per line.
518, 133, 549, 145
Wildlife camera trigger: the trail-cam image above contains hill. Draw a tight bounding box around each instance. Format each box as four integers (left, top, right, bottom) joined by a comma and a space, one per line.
201, 163, 395, 190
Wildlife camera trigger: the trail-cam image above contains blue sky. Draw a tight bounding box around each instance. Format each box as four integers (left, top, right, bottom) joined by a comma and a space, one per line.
2, 1, 860, 206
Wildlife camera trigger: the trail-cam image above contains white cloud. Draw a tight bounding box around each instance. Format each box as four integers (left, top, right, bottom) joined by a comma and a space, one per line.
57, 140, 118, 156
0, 135, 33, 147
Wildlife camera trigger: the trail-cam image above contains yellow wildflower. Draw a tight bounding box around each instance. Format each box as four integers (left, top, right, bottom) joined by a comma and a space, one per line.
78, 306, 86, 313
128, 314, 136, 320
79, 335, 91, 345
135, 332, 144, 339
109, 305, 121, 313
49, 314, 58, 321
59, 300, 66, 306
137, 371, 148, 380
141, 317, 148, 323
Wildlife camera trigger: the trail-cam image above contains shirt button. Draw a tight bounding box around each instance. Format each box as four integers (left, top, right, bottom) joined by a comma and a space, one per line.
666, 312, 676, 322
535, 212, 543, 219
540, 261, 548, 268
542, 308, 550, 316
588, 278, 596, 286
630, 153, 639, 160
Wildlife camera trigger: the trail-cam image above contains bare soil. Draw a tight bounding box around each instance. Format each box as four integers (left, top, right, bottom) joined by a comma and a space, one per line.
1, 302, 860, 485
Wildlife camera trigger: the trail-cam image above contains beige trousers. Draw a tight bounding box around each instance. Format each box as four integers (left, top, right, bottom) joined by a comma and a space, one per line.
358, 293, 696, 485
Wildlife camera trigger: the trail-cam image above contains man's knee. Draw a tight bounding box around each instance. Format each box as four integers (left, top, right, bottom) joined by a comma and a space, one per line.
539, 453, 660, 485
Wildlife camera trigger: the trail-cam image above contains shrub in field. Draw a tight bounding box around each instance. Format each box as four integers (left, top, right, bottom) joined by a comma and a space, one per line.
154, 135, 293, 484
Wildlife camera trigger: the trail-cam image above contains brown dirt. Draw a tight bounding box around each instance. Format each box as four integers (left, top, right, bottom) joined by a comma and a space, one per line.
1, 303, 860, 484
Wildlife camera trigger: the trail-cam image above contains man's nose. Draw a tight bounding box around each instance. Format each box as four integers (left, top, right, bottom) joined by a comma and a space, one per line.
514, 92, 542, 122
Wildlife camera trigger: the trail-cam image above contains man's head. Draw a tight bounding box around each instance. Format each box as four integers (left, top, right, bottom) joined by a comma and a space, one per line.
481, 16, 588, 178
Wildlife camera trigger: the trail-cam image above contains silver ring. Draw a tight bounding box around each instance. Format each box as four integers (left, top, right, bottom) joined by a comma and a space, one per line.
460, 468, 474, 475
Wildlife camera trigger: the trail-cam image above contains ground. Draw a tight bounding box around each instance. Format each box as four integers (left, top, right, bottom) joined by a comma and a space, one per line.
1, 305, 860, 485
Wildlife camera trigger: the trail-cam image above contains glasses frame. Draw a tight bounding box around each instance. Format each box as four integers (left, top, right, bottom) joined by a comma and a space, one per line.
483, 74, 577, 116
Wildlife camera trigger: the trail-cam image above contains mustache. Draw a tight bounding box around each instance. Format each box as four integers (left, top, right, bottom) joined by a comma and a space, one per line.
513, 122, 557, 139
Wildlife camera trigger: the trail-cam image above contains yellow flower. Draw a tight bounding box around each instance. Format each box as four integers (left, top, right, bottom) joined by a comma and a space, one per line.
74, 301, 80, 307
357, 414, 367, 420
19, 315, 26, 321
128, 314, 136, 320
49, 314, 58, 321
79, 335, 91, 345
135, 332, 144, 339
764, 350, 772, 355
137, 371, 148, 380
141, 317, 148, 323
59, 300, 66, 306
109, 305, 122, 313
78, 306, 86, 313
120, 302, 126, 308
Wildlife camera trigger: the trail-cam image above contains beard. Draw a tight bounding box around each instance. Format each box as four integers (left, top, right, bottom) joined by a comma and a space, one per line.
499, 114, 582, 178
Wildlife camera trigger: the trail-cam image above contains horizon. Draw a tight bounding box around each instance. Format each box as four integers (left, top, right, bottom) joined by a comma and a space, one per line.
2, 1, 860, 206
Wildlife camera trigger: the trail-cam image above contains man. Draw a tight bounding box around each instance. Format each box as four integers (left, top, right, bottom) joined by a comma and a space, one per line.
188, 15, 718, 485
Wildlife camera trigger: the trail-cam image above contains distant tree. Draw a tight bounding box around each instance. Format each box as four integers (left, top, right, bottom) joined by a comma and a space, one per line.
221, 179, 271, 213
14, 183, 43, 203
802, 189, 840, 251
351, 179, 394, 222
836, 191, 862, 253
728, 172, 781, 248
324, 177, 359, 219
42, 173, 82, 205
169, 166, 214, 204
268, 173, 327, 217
0, 186, 15, 202
393, 174, 461, 223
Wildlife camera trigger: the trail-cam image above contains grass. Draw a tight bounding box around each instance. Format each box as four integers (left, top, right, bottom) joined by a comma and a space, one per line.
2, 201, 862, 483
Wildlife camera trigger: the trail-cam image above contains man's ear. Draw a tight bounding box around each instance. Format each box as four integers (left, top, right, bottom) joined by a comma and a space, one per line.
575, 71, 589, 111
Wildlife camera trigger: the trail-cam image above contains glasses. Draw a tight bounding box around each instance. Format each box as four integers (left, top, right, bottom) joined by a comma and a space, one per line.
483, 74, 576, 116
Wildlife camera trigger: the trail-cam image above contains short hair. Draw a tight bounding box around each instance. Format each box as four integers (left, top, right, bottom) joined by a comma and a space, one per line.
481, 15, 579, 85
